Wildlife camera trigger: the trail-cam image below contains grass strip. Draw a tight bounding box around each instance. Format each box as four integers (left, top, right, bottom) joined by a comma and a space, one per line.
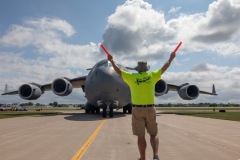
161, 111, 240, 122
0, 111, 60, 119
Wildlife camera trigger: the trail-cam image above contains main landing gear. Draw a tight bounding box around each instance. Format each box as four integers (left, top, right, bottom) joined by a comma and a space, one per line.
123, 103, 132, 114
85, 104, 100, 114
85, 101, 132, 118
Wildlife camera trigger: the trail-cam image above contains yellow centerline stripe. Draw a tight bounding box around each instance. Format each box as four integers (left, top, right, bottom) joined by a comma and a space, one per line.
71, 119, 107, 160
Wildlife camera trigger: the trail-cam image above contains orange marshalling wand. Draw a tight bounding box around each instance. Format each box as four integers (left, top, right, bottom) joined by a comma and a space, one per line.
101, 44, 111, 56
173, 42, 182, 53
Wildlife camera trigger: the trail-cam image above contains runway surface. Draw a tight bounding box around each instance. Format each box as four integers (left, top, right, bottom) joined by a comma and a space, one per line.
0, 110, 240, 160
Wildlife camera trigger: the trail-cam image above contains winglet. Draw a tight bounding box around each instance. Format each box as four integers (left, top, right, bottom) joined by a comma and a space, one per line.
212, 84, 217, 95
3, 84, 8, 94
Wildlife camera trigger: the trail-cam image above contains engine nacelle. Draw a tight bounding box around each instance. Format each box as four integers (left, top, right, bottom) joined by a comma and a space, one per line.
155, 80, 167, 96
178, 85, 199, 100
18, 84, 42, 100
52, 78, 72, 96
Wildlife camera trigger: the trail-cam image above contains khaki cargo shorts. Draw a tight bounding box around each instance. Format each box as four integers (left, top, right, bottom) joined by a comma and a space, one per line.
132, 107, 158, 137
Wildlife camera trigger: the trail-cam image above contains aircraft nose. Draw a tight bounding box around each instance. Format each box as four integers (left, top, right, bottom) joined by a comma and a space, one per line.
93, 68, 118, 99
85, 64, 131, 104
93, 67, 123, 93
96, 67, 115, 81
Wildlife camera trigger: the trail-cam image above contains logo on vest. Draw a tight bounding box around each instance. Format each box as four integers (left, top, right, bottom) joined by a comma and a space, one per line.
135, 76, 151, 85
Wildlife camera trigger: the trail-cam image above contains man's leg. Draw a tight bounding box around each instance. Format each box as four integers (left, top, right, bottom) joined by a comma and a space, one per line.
138, 136, 147, 160
150, 135, 159, 159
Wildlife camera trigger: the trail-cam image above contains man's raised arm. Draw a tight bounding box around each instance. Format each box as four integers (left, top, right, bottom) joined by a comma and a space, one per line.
107, 55, 122, 76
161, 52, 176, 74
161, 42, 182, 74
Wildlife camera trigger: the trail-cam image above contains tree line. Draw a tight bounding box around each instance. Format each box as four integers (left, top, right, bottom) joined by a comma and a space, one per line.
1, 102, 239, 107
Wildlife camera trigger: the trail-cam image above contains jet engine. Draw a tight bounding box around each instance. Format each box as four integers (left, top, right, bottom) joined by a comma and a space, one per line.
178, 85, 199, 100
52, 78, 72, 96
155, 80, 167, 96
19, 84, 42, 100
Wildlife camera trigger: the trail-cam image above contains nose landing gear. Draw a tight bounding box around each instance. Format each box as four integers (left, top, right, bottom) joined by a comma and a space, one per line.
97, 100, 118, 118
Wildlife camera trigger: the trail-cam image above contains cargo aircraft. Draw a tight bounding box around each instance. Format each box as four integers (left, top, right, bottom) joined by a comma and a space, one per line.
1, 59, 217, 117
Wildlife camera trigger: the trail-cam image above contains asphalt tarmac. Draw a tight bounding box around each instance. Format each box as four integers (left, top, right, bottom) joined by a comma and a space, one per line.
0, 110, 240, 160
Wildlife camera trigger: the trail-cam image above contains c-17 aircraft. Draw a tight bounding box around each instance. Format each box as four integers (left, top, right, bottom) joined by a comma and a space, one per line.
2, 59, 217, 117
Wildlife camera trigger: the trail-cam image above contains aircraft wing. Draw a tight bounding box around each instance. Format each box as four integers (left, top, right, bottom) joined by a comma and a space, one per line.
1, 90, 19, 95
1, 76, 87, 98
155, 82, 217, 100
199, 90, 217, 95
68, 76, 87, 88
40, 76, 87, 91
167, 83, 217, 95
1, 84, 19, 95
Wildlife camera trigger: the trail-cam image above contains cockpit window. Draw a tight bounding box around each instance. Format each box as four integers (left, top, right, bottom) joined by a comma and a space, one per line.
95, 59, 108, 68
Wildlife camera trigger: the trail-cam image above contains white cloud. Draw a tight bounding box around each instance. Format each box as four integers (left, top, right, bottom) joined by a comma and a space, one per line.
0, 17, 101, 68
103, 0, 176, 61
168, 6, 181, 14
0, 26, 34, 47
0, 17, 75, 47
192, 0, 240, 43
103, 0, 240, 58
0, 17, 103, 68
25, 17, 75, 37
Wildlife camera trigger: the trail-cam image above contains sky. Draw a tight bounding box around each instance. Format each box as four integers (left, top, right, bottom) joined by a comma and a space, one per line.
0, 0, 240, 105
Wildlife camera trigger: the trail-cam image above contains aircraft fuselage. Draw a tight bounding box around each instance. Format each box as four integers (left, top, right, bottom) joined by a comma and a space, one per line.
85, 59, 131, 110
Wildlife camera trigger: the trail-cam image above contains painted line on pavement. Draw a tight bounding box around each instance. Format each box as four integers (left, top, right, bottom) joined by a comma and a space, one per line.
71, 119, 107, 160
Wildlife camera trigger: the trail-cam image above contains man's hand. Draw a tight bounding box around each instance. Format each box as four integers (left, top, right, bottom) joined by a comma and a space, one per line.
108, 54, 113, 61
100, 44, 121, 76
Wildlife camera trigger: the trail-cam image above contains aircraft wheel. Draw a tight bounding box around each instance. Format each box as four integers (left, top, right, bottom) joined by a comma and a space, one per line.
96, 108, 100, 114
90, 108, 96, 114
85, 109, 90, 114
123, 107, 127, 114
124, 103, 132, 114
109, 108, 113, 118
102, 108, 107, 118
128, 108, 132, 114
